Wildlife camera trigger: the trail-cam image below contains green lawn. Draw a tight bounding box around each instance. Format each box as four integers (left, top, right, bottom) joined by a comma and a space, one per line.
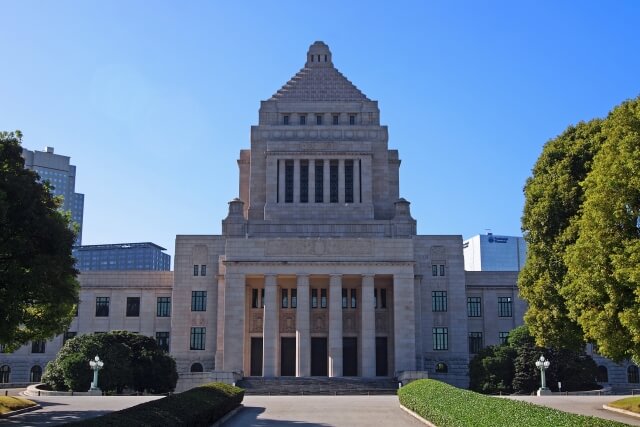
398, 379, 627, 427
0, 396, 37, 415
608, 396, 640, 414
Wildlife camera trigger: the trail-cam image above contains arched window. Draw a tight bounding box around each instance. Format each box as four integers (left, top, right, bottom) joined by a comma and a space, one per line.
435, 362, 448, 373
0, 365, 10, 383
597, 365, 609, 382
628, 365, 639, 383
190, 362, 203, 373
30, 365, 42, 383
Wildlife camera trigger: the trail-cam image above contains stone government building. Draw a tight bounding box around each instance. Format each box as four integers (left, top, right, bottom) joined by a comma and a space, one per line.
2, 42, 637, 390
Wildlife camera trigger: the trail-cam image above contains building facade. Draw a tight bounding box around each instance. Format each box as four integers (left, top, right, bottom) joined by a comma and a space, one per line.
73, 242, 171, 271
2, 42, 637, 392
22, 146, 85, 245
463, 233, 527, 272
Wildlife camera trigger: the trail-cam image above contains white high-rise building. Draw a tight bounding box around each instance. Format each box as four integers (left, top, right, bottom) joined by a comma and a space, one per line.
463, 233, 527, 271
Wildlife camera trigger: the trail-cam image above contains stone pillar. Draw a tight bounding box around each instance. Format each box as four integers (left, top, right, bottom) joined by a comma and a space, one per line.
323, 158, 330, 203
361, 156, 373, 204
266, 155, 278, 204
278, 159, 285, 204
338, 158, 345, 204
354, 158, 361, 203
328, 274, 343, 377
393, 273, 416, 373
360, 274, 376, 377
263, 275, 278, 376
309, 159, 316, 203
215, 274, 226, 370
293, 158, 300, 203
222, 273, 245, 373
296, 274, 310, 377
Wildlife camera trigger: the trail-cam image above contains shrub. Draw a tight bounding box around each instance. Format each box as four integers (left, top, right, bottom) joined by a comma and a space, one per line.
64, 382, 244, 426
398, 379, 625, 427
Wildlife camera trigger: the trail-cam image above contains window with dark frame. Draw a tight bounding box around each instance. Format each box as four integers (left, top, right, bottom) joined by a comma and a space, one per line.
156, 332, 170, 352
432, 265, 438, 276
342, 288, 348, 309
126, 297, 140, 317
281, 288, 289, 308
321, 288, 327, 308
329, 160, 338, 203
468, 332, 483, 354
315, 160, 324, 202
350, 288, 356, 308
499, 331, 509, 345
157, 297, 171, 317
285, 160, 294, 203
283, 115, 289, 125
193, 265, 199, 276
467, 297, 481, 317
380, 288, 387, 308
440, 265, 446, 276
349, 115, 355, 125
191, 291, 207, 312
311, 288, 318, 308
190, 327, 206, 350
498, 296, 513, 317
374, 288, 378, 308
300, 115, 306, 125
200, 265, 207, 276
432, 291, 447, 312
300, 160, 309, 203
316, 114, 323, 125
31, 340, 45, 353
291, 289, 297, 308
63, 331, 77, 344
261, 288, 265, 308
95, 297, 110, 317
433, 327, 448, 350
344, 160, 354, 203
332, 115, 339, 125
252, 289, 259, 308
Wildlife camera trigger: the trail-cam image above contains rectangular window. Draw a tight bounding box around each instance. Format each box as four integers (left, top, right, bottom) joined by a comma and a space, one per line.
467, 297, 482, 317
190, 327, 206, 350
157, 297, 171, 317
315, 160, 324, 203
432, 291, 447, 312
440, 265, 446, 276
316, 114, 322, 125
31, 340, 46, 353
468, 332, 483, 354
332, 115, 339, 125
285, 160, 294, 203
342, 288, 348, 309
499, 331, 510, 345
291, 288, 297, 308
321, 288, 327, 308
311, 288, 318, 308
299, 115, 306, 125
329, 160, 338, 203
95, 297, 110, 317
281, 288, 289, 308
498, 296, 513, 317
191, 291, 207, 312
156, 332, 170, 352
374, 288, 378, 308
283, 115, 289, 125
193, 265, 199, 276
433, 327, 448, 350
252, 289, 259, 309
63, 331, 77, 344
351, 288, 357, 309
200, 265, 207, 276
349, 115, 355, 125
380, 288, 387, 308
432, 265, 438, 276
126, 297, 140, 317
300, 160, 309, 203
344, 159, 354, 203
261, 288, 265, 308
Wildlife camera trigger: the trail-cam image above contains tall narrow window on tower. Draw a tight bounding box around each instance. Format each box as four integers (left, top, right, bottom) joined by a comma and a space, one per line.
300, 160, 309, 203
315, 160, 324, 202
345, 159, 354, 203
330, 160, 339, 203
285, 160, 294, 203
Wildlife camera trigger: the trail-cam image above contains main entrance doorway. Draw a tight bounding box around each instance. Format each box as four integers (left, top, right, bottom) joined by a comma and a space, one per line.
251, 337, 263, 376
311, 337, 328, 376
280, 337, 296, 376
343, 337, 358, 376
376, 337, 388, 376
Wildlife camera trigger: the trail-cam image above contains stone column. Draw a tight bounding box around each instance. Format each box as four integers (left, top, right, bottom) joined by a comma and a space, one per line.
328, 274, 343, 377
309, 159, 316, 203
263, 275, 278, 376
360, 274, 376, 377
393, 273, 416, 373
338, 158, 345, 204
222, 273, 245, 373
293, 158, 300, 203
278, 159, 285, 204
215, 274, 226, 370
296, 274, 310, 377
323, 158, 330, 203
354, 158, 361, 203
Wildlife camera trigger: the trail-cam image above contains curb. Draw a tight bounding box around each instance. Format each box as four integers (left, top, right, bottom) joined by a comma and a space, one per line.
211, 404, 244, 426
0, 404, 42, 418
603, 404, 640, 420
399, 403, 438, 427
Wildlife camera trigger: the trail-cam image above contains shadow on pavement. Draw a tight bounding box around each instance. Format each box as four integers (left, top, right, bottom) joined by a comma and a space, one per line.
223, 406, 331, 427
2, 409, 112, 426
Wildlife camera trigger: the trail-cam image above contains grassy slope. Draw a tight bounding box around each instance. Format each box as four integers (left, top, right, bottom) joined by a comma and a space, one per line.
0, 396, 37, 415
609, 396, 640, 414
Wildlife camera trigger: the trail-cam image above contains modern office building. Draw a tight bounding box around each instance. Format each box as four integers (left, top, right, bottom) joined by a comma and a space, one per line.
463, 233, 527, 271
2, 42, 637, 392
22, 146, 85, 245
73, 242, 171, 271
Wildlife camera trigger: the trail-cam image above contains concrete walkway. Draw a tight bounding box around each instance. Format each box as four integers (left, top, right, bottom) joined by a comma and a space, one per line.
504, 395, 640, 426
223, 395, 424, 427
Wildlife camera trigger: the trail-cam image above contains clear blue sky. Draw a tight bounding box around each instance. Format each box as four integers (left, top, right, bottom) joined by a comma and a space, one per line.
2, 1, 639, 263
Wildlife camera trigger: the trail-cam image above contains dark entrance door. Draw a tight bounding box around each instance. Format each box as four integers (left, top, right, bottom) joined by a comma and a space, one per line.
311, 337, 328, 376
343, 337, 358, 376
376, 337, 388, 376
280, 337, 296, 376
251, 337, 263, 376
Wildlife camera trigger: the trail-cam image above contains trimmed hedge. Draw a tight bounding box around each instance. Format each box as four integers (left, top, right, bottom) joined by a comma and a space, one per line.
64, 382, 243, 426
0, 396, 37, 415
398, 379, 626, 427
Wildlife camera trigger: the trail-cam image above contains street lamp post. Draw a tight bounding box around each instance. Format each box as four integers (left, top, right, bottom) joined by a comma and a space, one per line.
89, 355, 104, 392
535, 355, 551, 396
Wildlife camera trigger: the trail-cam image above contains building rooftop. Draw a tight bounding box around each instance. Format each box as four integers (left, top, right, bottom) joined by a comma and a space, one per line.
74, 242, 167, 251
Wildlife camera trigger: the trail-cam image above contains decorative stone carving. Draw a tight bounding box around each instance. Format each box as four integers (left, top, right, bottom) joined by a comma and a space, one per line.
250, 312, 263, 333
280, 311, 296, 333
343, 312, 357, 333
266, 239, 373, 256
311, 312, 328, 333
375, 312, 387, 333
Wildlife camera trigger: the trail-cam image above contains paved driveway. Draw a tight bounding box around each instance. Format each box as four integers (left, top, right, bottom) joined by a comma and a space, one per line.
223, 395, 423, 427
504, 395, 640, 426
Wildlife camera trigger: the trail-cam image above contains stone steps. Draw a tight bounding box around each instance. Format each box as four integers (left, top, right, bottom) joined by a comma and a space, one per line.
236, 377, 399, 395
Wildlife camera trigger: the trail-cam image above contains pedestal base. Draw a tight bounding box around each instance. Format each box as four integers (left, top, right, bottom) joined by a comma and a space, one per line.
86, 389, 102, 396
537, 388, 552, 396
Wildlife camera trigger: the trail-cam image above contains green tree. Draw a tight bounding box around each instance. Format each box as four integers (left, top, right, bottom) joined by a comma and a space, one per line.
519, 120, 605, 350
0, 131, 79, 350
43, 331, 177, 393
564, 98, 640, 363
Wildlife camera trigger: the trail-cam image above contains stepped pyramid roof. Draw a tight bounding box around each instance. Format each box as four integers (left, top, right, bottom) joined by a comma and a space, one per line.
269, 41, 370, 102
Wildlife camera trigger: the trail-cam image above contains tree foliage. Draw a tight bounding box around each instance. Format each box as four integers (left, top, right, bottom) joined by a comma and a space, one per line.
521, 96, 640, 363
43, 331, 178, 393
0, 131, 79, 350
